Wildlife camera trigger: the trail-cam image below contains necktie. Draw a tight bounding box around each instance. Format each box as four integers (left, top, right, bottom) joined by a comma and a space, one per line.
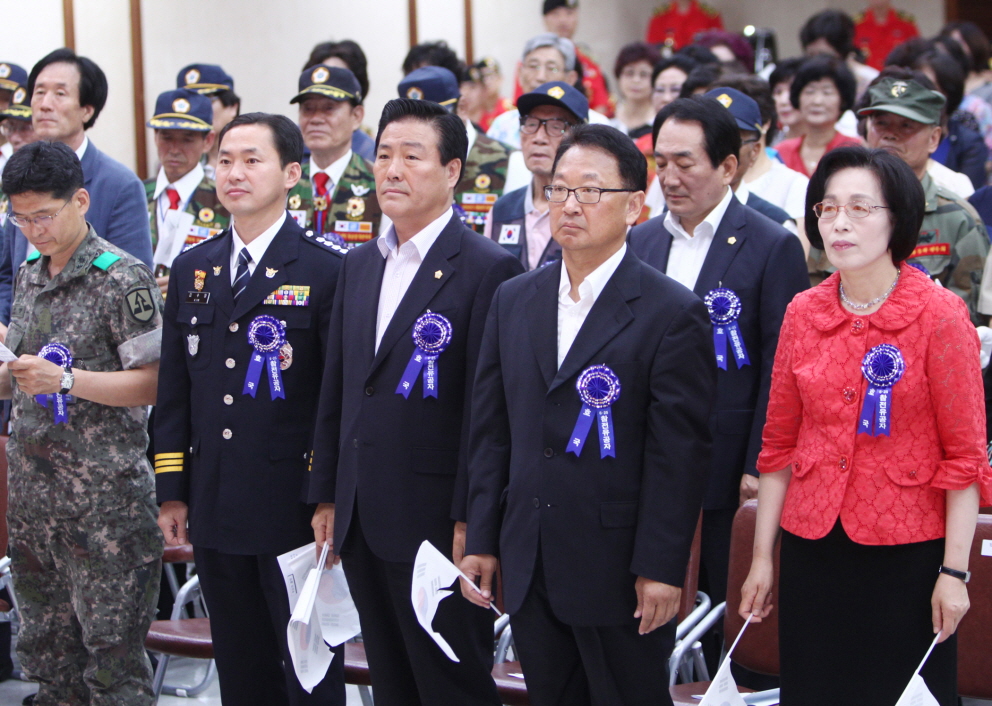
312, 172, 332, 235
313, 171, 331, 199
232, 247, 251, 302
165, 187, 181, 210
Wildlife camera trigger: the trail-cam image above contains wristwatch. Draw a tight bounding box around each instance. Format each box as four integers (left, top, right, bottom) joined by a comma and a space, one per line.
59, 369, 74, 395
938, 565, 971, 583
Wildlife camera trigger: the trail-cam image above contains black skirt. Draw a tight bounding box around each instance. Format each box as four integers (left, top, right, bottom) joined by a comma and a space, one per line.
778, 521, 957, 706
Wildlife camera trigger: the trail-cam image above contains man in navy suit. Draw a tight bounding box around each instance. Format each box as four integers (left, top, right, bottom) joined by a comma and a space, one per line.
308, 98, 523, 706
0, 48, 153, 327
460, 124, 717, 706
628, 96, 808, 617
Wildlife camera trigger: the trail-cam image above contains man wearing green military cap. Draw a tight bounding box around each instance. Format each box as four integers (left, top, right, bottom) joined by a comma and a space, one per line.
860, 68, 988, 322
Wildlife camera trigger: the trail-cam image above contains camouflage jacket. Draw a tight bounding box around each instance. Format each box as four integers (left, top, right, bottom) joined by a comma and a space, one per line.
144, 173, 230, 276
909, 173, 988, 323
455, 132, 511, 233
5, 226, 164, 519
286, 152, 382, 248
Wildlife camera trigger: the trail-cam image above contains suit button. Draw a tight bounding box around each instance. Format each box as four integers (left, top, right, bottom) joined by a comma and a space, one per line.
222, 429, 233, 440
365, 386, 374, 396
190, 316, 198, 326
842, 387, 856, 403
532, 497, 540, 508
223, 394, 233, 405
352, 438, 358, 448
839, 456, 848, 470
851, 319, 864, 334
225, 358, 236, 369
544, 448, 554, 458
909, 470, 917, 477
229, 322, 239, 333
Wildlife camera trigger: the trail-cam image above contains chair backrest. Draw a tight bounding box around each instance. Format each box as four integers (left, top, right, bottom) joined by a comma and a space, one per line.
678, 514, 703, 624
958, 513, 992, 699
0, 435, 8, 553
722, 500, 780, 676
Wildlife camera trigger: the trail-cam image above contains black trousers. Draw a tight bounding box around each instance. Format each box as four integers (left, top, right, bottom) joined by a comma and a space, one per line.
340, 509, 501, 706
193, 547, 345, 706
509, 551, 676, 706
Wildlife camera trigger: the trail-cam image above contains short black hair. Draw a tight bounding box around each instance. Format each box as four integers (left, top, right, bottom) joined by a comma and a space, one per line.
799, 9, 856, 58
932, 35, 972, 78
218, 112, 304, 168
2, 140, 84, 200
28, 48, 107, 130
552, 124, 647, 191
375, 98, 467, 183
913, 48, 965, 114
614, 42, 662, 80
790, 56, 857, 114
303, 40, 370, 98
653, 96, 741, 169
213, 88, 241, 112
941, 21, 992, 75
768, 56, 805, 90
884, 37, 930, 68
652, 55, 698, 86
679, 64, 722, 98
676, 45, 720, 67
402, 41, 463, 78
805, 146, 923, 263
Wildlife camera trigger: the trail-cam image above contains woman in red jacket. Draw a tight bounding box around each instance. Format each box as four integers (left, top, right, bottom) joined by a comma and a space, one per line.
740, 146, 992, 706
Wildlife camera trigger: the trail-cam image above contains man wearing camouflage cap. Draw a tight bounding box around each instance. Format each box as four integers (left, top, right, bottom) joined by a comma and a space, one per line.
861, 71, 988, 322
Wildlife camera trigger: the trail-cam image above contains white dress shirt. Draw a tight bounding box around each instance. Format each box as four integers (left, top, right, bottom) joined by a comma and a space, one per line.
309, 150, 353, 199
152, 163, 205, 247
74, 135, 89, 162
375, 208, 452, 352
557, 243, 627, 368
229, 211, 287, 284
663, 186, 733, 291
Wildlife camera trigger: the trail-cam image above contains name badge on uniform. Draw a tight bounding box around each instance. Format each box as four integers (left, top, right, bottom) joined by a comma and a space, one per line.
498, 224, 521, 245
185, 291, 211, 304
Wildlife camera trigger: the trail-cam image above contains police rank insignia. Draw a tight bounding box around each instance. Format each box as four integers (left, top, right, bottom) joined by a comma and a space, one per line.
474, 174, 491, 192
194, 269, 207, 291
185, 68, 200, 85
312, 66, 330, 84
288, 194, 302, 210
173, 98, 191, 113
213, 266, 223, 276
350, 184, 370, 197
406, 87, 424, 100
263, 285, 310, 306
12, 87, 24, 105
187, 334, 200, 356
265, 267, 278, 278
346, 196, 366, 220
198, 207, 215, 223
0, 65, 9, 78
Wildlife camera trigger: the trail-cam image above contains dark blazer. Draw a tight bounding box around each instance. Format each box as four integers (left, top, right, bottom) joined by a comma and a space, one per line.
464, 249, 716, 625
308, 212, 524, 563
628, 196, 808, 510
155, 215, 343, 555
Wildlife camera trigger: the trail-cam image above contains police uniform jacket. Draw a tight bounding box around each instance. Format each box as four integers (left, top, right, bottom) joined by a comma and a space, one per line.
489, 185, 561, 270
154, 215, 343, 555
307, 212, 524, 564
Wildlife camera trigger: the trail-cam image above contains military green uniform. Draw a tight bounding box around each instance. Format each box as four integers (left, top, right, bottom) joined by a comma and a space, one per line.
5, 227, 163, 706
909, 173, 988, 323
144, 174, 229, 277
454, 132, 511, 233
286, 152, 382, 248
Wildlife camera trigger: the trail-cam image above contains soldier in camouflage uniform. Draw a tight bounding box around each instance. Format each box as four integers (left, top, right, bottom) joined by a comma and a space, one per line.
145, 88, 230, 294
860, 74, 988, 322
286, 65, 381, 248
0, 142, 162, 705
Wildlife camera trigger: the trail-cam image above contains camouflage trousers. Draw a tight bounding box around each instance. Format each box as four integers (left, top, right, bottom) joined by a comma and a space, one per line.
8, 494, 162, 706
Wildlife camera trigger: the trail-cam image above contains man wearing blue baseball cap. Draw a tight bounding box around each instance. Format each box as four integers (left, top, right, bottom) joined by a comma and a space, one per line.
145, 88, 230, 294
177, 64, 240, 180
0, 62, 28, 176
484, 81, 587, 270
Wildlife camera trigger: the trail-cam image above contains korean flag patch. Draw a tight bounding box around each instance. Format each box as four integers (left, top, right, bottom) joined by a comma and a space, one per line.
498, 224, 521, 245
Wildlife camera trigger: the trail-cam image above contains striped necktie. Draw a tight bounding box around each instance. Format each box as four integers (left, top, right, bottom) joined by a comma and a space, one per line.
232, 247, 251, 302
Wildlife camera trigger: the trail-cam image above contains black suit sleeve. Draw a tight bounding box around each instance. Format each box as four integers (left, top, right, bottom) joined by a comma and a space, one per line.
632, 296, 716, 587
745, 232, 808, 477
451, 253, 524, 523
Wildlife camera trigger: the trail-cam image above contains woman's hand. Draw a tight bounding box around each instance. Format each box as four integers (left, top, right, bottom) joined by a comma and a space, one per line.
931, 573, 970, 643
739, 555, 775, 622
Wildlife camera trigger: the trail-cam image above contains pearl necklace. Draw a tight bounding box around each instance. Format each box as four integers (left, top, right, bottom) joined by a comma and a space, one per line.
839, 268, 901, 311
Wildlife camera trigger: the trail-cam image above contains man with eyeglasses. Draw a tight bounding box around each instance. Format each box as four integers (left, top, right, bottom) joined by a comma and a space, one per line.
484, 81, 587, 270
460, 123, 715, 705
0, 140, 164, 706
860, 72, 989, 324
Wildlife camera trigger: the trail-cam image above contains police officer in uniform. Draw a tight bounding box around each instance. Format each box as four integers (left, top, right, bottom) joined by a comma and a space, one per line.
484, 81, 588, 270
154, 113, 346, 706
399, 66, 515, 234
145, 88, 229, 294
285, 65, 382, 248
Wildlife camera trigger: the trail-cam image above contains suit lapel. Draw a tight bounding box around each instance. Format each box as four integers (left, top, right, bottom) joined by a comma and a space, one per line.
692, 196, 747, 298
652, 218, 674, 273
204, 232, 234, 318
526, 262, 562, 390
229, 220, 299, 322
354, 245, 387, 368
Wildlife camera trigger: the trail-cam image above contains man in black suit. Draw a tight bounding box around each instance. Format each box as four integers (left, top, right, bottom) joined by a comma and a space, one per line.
460, 125, 717, 706
155, 113, 346, 706
308, 98, 523, 706
628, 96, 808, 616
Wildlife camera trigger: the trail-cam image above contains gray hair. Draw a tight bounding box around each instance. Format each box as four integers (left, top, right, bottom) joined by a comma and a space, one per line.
522, 33, 577, 72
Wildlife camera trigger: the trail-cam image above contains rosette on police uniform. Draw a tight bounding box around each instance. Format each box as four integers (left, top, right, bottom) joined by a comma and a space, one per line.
243, 315, 287, 400
704, 287, 750, 370
397, 311, 452, 398
858, 343, 904, 436
36, 343, 72, 424
566, 365, 620, 459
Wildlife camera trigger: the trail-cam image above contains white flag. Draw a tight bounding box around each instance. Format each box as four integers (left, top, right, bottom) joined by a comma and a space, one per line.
411, 540, 465, 662
698, 658, 747, 706
894, 635, 942, 706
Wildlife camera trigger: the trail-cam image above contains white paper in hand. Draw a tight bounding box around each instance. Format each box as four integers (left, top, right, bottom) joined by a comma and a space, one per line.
0, 341, 17, 363
314, 563, 362, 647
698, 658, 747, 706
894, 674, 940, 706
286, 609, 335, 693
277, 542, 318, 614
411, 540, 463, 662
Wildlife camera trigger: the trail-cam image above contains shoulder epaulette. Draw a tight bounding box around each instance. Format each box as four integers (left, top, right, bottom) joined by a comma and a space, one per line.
303, 229, 348, 257
92, 251, 122, 271
25, 251, 41, 263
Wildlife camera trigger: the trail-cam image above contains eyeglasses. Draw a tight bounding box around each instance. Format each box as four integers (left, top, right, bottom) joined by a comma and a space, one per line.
9, 199, 72, 229
813, 201, 889, 219
522, 62, 564, 76
520, 116, 573, 136
0, 120, 32, 137
545, 185, 635, 204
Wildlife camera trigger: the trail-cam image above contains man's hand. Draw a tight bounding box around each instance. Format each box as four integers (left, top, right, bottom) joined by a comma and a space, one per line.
311, 503, 340, 567
452, 521, 467, 565
158, 501, 189, 546
459, 554, 498, 609
634, 577, 681, 635
739, 474, 760, 506
9, 355, 66, 396
156, 275, 169, 297
0, 321, 8, 343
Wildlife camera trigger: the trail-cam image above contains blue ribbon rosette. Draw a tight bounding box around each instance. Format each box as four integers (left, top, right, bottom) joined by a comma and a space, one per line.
858, 344, 904, 436
396, 311, 453, 399
36, 342, 72, 424
566, 365, 621, 459
243, 316, 287, 400
704, 287, 750, 370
